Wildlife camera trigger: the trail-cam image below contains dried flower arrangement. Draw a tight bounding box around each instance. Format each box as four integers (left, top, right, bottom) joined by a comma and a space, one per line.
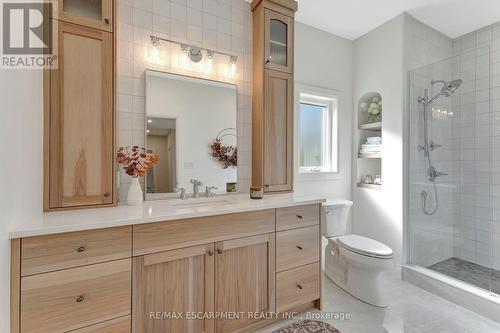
116, 146, 160, 177
210, 128, 237, 169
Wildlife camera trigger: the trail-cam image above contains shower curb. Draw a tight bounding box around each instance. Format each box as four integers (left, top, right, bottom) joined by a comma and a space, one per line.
402, 265, 500, 323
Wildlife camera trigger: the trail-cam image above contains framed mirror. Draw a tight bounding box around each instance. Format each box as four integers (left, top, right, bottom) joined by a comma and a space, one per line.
145, 70, 237, 200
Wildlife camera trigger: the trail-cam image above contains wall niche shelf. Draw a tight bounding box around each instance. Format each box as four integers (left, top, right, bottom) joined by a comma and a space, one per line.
359, 122, 382, 131
355, 92, 383, 190
358, 154, 382, 159
357, 183, 382, 190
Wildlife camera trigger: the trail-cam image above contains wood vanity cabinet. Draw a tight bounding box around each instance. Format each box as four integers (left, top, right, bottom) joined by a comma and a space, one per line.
252, 0, 297, 193
132, 234, 275, 333
44, 0, 117, 211
11, 204, 321, 333
132, 244, 215, 333
215, 234, 275, 333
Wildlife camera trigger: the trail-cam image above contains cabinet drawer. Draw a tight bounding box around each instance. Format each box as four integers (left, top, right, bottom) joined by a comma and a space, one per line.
276, 204, 319, 231
133, 210, 275, 256
21, 226, 132, 276
70, 316, 131, 333
21, 259, 131, 333
276, 262, 320, 313
276, 225, 319, 272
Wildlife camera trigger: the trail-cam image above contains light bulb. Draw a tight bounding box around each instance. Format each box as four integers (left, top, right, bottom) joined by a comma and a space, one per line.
227, 56, 237, 77
148, 37, 163, 64
178, 45, 189, 67
205, 51, 214, 72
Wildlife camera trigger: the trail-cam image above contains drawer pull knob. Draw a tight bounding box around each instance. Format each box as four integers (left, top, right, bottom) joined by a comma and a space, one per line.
104, 18, 110, 24
76, 295, 85, 303
208, 251, 214, 256
296, 215, 303, 219
76, 246, 86, 253
296, 245, 303, 250
217, 249, 223, 255
104, 192, 111, 198
297, 284, 303, 290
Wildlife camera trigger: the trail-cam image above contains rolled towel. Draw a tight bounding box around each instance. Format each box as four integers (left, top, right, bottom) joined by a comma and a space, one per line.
366, 137, 382, 144
361, 144, 382, 150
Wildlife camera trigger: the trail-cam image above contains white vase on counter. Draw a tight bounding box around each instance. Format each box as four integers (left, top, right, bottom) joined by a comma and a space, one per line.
127, 176, 143, 206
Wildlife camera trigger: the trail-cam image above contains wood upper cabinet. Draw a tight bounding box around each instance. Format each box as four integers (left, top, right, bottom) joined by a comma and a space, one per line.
215, 234, 275, 333
263, 69, 293, 192
264, 10, 293, 73
45, 21, 116, 210
252, 0, 297, 194
56, 0, 113, 32
132, 244, 215, 333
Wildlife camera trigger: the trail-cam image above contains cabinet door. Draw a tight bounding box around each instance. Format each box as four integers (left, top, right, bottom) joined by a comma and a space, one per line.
263, 69, 293, 192
214, 234, 275, 333
56, 0, 113, 32
132, 244, 215, 333
48, 22, 114, 209
264, 9, 293, 73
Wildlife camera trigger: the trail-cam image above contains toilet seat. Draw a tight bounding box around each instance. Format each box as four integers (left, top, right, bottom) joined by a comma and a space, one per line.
335, 234, 393, 259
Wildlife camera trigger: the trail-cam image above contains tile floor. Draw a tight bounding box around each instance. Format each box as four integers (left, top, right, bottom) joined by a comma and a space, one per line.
257, 269, 500, 333
429, 257, 500, 295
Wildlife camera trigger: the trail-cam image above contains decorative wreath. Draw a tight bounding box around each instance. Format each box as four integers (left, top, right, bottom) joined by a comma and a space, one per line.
210, 128, 237, 169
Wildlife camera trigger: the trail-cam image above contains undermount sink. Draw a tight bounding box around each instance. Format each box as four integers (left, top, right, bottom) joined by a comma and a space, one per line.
169, 197, 232, 207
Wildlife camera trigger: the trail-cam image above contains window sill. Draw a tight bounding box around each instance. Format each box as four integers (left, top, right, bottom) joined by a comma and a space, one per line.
296, 171, 342, 182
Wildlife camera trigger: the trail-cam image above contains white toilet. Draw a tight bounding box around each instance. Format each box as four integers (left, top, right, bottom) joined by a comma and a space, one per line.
323, 199, 393, 307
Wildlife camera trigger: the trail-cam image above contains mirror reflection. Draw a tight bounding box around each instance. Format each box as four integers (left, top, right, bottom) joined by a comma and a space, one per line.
145, 71, 237, 200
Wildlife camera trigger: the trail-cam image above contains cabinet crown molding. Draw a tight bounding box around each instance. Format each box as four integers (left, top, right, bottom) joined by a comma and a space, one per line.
251, 0, 298, 13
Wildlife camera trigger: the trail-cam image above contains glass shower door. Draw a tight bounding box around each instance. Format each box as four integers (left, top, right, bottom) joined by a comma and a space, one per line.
408, 45, 497, 296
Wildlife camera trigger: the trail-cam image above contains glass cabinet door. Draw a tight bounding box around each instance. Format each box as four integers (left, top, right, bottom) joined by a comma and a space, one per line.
57, 0, 113, 32
265, 10, 293, 73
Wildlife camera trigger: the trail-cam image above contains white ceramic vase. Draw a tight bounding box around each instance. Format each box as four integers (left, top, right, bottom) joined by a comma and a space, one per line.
127, 177, 143, 206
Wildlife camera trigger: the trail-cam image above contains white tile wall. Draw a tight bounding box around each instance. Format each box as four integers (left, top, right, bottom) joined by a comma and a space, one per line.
118, 0, 253, 201
452, 22, 500, 270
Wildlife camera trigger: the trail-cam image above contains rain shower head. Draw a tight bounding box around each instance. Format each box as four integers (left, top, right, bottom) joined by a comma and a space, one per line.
431, 79, 463, 97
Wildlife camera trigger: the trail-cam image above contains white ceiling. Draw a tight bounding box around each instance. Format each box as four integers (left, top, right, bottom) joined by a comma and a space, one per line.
295, 0, 500, 40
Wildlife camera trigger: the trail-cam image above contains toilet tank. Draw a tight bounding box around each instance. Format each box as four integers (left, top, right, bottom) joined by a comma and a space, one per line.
322, 199, 353, 237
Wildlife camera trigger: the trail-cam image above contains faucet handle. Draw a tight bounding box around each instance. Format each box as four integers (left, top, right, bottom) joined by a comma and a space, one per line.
177, 187, 186, 199
190, 179, 203, 186
205, 186, 218, 197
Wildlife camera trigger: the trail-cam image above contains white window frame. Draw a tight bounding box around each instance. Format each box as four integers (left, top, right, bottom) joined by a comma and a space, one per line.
295, 83, 340, 181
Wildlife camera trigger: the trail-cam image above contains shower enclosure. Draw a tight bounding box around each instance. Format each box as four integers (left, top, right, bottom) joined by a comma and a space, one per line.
407, 45, 499, 298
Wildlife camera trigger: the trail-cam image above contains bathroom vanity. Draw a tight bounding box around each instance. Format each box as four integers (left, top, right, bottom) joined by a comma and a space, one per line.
10, 195, 324, 333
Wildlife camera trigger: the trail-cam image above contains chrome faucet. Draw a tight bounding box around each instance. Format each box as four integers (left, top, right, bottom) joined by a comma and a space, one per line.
178, 187, 186, 200
190, 179, 203, 198
205, 186, 218, 197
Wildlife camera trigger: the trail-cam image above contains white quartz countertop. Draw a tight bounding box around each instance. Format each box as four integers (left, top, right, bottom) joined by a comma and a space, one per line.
9, 194, 326, 238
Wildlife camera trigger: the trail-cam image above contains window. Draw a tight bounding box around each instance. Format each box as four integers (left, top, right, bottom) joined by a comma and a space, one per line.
298, 91, 338, 174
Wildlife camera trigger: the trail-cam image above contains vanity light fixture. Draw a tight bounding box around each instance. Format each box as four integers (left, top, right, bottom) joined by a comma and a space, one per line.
149, 35, 238, 74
